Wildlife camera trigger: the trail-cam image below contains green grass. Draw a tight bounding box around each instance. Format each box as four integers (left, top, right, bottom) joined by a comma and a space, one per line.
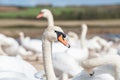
0, 7, 87, 19
0, 6, 120, 20
0, 7, 41, 19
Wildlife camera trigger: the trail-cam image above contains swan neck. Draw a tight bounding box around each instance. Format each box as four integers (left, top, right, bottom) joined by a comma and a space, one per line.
19, 34, 24, 45
42, 38, 57, 80
47, 14, 54, 27
80, 26, 87, 48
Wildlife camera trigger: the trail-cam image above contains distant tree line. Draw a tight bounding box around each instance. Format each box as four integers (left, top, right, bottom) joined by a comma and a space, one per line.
52, 5, 120, 20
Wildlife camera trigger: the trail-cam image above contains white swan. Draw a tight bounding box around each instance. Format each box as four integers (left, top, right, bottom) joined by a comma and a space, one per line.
37, 9, 72, 80
79, 24, 107, 51
0, 35, 20, 56
4, 37, 22, 56
72, 24, 115, 80
65, 24, 89, 63
37, 9, 82, 77
0, 33, 32, 56
81, 54, 120, 80
0, 56, 39, 80
19, 32, 42, 55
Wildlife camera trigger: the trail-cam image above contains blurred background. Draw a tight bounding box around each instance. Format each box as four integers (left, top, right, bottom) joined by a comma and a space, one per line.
0, 0, 120, 39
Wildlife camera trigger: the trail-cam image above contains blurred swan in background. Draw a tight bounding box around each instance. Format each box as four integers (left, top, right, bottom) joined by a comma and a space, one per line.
0, 56, 40, 80
80, 54, 120, 80
74, 35, 120, 80
69, 24, 115, 80
19, 32, 42, 55
0, 33, 31, 56
66, 24, 89, 63
67, 31, 80, 47
72, 70, 114, 80
0, 71, 38, 80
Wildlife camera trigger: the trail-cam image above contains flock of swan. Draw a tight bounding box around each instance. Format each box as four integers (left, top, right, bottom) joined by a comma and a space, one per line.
0, 9, 120, 80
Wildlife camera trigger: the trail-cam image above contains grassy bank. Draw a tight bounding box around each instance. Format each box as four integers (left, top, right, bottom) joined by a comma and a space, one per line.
0, 5, 120, 20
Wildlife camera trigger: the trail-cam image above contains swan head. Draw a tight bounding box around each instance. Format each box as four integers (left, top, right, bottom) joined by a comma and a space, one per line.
81, 24, 88, 30
37, 9, 52, 19
19, 32, 24, 37
43, 26, 70, 48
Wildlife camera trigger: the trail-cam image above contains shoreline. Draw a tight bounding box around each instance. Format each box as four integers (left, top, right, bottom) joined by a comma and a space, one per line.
0, 19, 120, 27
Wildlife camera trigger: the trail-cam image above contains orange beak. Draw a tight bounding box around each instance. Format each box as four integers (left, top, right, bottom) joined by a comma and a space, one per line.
36, 12, 43, 19
58, 35, 70, 48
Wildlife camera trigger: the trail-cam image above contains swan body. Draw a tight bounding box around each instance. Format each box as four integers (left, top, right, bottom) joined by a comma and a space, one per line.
22, 38, 42, 53
53, 52, 82, 76
66, 47, 88, 63
16, 46, 33, 56
0, 34, 31, 56
0, 56, 38, 80
2, 36, 20, 56
73, 70, 114, 80
0, 71, 31, 80
0, 35, 20, 56
52, 42, 68, 53
19, 32, 42, 54
86, 37, 102, 50
81, 54, 120, 80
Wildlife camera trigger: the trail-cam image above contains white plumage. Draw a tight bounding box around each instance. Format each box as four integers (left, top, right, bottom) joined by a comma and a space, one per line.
0, 56, 38, 80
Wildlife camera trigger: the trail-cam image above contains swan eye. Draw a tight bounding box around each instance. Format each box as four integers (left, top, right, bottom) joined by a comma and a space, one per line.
61, 33, 66, 38
54, 30, 66, 38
